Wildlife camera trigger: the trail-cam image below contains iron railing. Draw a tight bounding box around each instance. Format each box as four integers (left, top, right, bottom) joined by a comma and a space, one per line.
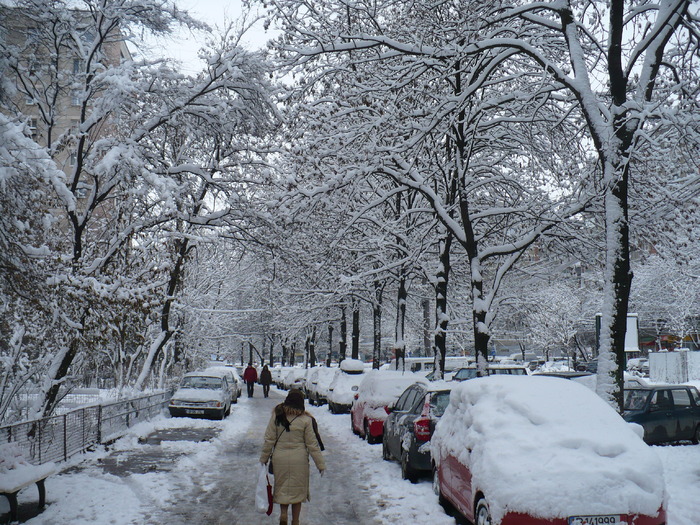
0, 391, 171, 465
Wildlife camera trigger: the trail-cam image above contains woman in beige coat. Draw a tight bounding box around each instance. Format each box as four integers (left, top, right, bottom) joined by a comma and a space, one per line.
260, 389, 325, 525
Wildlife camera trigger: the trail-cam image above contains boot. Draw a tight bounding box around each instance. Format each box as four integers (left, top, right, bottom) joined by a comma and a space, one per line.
279, 519, 287, 525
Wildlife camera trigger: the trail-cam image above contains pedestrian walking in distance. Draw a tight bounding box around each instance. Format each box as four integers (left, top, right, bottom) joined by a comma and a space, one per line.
260, 364, 273, 398
260, 389, 325, 525
243, 362, 258, 398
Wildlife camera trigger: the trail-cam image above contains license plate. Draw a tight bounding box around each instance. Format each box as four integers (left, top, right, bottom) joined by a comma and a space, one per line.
185, 409, 205, 415
568, 517, 620, 525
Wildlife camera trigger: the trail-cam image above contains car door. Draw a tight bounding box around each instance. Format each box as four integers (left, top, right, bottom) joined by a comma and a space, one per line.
385, 387, 411, 457
386, 387, 419, 459
645, 389, 677, 443
397, 388, 426, 453
670, 388, 695, 440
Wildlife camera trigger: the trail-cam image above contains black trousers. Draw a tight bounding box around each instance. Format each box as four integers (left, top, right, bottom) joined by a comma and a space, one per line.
262, 384, 270, 397
246, 381, 255, 397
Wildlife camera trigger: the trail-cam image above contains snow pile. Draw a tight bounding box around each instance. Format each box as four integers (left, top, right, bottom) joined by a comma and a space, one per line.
0, 443, 56, 493
432, 375, 665, 523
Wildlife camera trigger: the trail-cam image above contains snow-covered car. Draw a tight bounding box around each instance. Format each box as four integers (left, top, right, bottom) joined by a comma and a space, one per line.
327, 359, 365, 414
281, 367, 308, 390
627, 357, 650, 376
306, 366, 337, 406
431, 375, 666, 525
203, 366, 240, 404
168, 371, 232, 420
270, 365, 285, 387
383, 381, 451, 482
351, 370, 426, 444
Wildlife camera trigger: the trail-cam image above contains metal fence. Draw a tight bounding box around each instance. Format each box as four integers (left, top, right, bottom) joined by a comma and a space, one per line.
0, 391, 171, 465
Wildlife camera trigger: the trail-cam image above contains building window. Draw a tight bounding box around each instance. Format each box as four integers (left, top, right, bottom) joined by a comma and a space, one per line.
25, 27, 40, 45
72, 58, 85, 75
69, 151, 78, 167
71, 89, 81, 106
28, 118, 38, 140
70, 119, 80, 136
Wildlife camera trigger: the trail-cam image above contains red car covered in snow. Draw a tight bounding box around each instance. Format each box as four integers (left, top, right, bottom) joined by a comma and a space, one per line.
431, 376, 667, 525
350, 370, 426, 444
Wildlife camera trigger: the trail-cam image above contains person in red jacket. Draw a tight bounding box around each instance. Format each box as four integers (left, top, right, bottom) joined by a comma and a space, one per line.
243, 363, 258, 398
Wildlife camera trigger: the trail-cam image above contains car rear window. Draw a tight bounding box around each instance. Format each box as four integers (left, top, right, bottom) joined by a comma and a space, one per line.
182, 376, 223, 389
430, 391, 451, 417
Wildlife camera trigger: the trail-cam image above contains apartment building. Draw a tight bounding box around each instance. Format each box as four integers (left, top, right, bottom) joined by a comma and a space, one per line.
0, 5, 131, 197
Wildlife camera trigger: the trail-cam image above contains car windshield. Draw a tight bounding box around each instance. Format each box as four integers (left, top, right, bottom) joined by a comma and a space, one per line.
490, 368, 527, 375
430, 391, 451, 417
181, 376, 223, 390
624, 389, 651, 411
454, 368, 478, 380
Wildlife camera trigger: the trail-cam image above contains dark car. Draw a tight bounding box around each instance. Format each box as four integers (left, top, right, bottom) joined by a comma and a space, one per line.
382, 383, 450, 483
575, 359, 598, 373
623, 385, 700, 444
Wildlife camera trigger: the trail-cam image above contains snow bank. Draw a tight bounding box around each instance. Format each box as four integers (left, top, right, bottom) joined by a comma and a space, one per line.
432, 375, 665, 522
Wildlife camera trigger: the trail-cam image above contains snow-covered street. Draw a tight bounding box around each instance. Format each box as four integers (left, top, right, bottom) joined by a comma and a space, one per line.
1, 386, 699, 525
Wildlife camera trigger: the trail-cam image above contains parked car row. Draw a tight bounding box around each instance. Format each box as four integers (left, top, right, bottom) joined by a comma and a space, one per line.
334, 366, 697, 525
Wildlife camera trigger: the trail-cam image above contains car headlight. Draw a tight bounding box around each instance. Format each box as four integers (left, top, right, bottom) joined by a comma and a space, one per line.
205, 401, 222, 408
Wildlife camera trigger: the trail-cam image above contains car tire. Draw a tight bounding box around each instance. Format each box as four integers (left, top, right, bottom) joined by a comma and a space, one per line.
401, 450, 418, 483
432, 465, 450, 510
693, 425, 700, 445
475, 498, 492, 525
382, 437, 391, 461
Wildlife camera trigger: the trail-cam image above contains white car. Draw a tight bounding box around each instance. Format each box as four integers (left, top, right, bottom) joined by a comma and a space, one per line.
204, 366, 241, 404
307, 366, 338, 406
327, 359, 365, 413
169, 371, 232, 420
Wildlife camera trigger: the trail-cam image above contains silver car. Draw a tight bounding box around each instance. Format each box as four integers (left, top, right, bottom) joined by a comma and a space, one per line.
169, 371, 232, 420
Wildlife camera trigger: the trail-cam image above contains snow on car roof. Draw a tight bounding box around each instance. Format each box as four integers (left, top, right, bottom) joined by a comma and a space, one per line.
340, 358, 365, 372
432, 375, 665, 522
185, 370, 226, 378
357, 370, 427, 405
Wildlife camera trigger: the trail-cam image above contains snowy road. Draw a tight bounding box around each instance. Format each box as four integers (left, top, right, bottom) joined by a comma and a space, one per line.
3, 386, 699, 525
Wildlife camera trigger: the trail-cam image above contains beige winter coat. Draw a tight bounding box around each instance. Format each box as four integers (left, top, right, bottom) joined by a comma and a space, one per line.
260, 406, 326, 504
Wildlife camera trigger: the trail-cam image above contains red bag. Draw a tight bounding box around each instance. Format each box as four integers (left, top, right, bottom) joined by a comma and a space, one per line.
265, 474, 274, 516
256, 464, 275, 515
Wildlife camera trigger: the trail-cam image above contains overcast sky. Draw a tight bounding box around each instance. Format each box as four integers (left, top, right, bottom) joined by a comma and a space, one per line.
138, 0, 277, 74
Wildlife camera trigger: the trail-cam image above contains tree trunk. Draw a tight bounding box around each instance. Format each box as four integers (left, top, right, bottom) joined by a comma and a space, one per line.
373, 279, 383, 369
422, 289, 431, 358
328, 324, 334, 365
434, 231, 452, 379
309, 327, 317, 367
351, 298, 360, 360
339, 304, 347, 362
395, 270, 407, 371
